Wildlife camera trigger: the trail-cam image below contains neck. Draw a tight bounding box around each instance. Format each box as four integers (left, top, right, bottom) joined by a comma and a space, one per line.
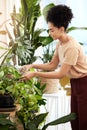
59, 33, 70, 44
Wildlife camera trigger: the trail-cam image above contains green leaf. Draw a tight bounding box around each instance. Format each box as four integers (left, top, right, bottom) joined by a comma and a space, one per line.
43, 3, 55, 20
67, 26, 87, 33
0, 118, 15, 126
0, 114, 9, 118
30, 112, 48, 128
0, 71, 4, 78
42, 113, 76, 130
0, 126, 9, 130
39, 36, 53, 46
27, 123, 38, 130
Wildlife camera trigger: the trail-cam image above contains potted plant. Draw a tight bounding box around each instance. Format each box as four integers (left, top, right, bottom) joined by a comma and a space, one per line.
0, 64, 21, 109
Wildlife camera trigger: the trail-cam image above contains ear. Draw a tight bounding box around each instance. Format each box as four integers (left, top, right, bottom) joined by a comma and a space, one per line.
60, 26, 65, 32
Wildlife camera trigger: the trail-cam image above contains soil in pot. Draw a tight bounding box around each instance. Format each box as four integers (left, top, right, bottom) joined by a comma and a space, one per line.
0, 93, 15, 108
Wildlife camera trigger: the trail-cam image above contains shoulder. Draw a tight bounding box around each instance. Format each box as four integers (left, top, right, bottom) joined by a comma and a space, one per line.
68, 37, 81, 48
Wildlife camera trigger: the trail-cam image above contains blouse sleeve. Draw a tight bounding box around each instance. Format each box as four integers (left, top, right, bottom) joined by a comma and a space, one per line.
63, 47, 79, 65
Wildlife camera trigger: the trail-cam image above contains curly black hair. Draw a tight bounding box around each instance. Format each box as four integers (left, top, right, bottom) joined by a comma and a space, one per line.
46, 5, 73, 30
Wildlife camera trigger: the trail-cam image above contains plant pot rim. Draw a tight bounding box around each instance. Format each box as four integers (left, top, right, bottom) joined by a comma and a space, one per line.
0, 105, 16, 112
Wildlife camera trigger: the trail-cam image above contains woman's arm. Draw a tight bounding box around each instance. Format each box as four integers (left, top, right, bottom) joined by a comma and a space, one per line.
32, 46, 59, 71
21, 63, 71, 80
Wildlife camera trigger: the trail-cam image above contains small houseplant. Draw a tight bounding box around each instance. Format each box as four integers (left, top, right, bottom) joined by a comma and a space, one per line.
0, 64, 21, 108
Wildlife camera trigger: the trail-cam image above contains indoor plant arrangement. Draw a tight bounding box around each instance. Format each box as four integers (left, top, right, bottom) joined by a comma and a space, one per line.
0, 1, 77, 130
0, 46, 76, 130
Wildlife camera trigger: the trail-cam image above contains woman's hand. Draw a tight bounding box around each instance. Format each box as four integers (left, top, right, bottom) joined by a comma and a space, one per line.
19, 64, 33, 74
20, 71, 35, 81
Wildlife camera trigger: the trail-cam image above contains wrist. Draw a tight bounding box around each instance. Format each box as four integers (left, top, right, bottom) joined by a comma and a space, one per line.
31, 64, 34, 68
34, 71, 38, 77
27, 64, 34, 70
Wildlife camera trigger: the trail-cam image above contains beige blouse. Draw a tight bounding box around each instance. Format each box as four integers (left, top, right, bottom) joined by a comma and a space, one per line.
57, 37, 87, 78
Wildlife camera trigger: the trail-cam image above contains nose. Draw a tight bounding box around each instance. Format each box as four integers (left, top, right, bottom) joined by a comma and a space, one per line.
48, 30, 51, 36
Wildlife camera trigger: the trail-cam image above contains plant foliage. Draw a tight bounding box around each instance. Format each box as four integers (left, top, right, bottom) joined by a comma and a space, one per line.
0, 0, 53, 66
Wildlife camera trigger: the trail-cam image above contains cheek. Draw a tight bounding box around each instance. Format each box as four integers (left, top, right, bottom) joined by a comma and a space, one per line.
49, 31, 59, 39
53, 32, 59, 38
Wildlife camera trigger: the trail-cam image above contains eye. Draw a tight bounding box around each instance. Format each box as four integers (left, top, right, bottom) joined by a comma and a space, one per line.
50, 30, 54, 32
48, 28, 54, 33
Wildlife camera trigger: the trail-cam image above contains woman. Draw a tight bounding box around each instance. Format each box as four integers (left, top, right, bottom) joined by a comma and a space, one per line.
20, 5, 87, 130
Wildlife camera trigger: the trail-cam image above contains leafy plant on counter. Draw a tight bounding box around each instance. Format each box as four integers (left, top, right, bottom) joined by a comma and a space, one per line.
0, 64, 47, 129
16, 80, 46, 130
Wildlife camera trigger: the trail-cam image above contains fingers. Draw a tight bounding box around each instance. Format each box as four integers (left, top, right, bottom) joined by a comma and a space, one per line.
20, 72, 30, 81
20, 75, 28, 81
20, 77, 26, 81
19, 66, 26, 74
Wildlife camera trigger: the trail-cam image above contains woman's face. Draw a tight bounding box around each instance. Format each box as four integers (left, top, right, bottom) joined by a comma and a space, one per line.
48, 22, 63, 40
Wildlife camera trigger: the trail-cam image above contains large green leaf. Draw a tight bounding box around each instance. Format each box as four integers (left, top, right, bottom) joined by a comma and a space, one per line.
0, 114, 9, 118
42, 113, 76, 130
39, 36, 53, 46
43, 3, 55, 20
27, 123, 38, 130
67, 26, 87, 33
0, 118, 15, 126
29, 112, 48, 128
21, 0, 41, 35
0, 126, 9, 130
